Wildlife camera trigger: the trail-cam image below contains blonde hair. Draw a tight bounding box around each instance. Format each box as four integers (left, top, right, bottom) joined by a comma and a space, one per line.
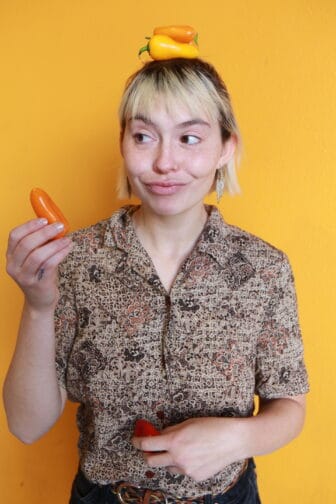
118, 58, 242, 199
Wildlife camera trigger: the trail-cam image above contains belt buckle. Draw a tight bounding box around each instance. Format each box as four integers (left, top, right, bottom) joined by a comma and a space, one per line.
116, 481, 142, 504
143, 489, 169, 504
116, 482, 169, 504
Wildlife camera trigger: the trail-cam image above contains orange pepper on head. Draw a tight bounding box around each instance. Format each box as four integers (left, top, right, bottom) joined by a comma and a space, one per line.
153, 25, 198, 44
139, 25, 199, 61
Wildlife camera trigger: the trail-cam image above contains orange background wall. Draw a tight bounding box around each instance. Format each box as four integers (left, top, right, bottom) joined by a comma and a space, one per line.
1, 1, 335, 502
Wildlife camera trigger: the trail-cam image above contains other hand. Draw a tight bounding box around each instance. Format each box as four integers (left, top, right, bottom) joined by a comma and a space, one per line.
132, 417, 246, 482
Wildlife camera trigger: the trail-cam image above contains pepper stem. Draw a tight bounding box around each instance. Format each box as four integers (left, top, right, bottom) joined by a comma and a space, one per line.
138, 43, 149, 57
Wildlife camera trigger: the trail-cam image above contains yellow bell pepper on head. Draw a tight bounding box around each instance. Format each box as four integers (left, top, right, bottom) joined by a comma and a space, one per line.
138, 34, 199, 61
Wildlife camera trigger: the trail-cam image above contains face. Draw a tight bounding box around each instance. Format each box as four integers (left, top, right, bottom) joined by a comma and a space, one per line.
121, 97, 235, 218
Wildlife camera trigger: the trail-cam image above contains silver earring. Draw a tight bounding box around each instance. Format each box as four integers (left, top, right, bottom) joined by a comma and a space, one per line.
216, 167, 225, 203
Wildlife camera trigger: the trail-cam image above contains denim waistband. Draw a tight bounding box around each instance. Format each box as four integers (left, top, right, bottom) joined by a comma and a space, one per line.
71, 459, 260, 504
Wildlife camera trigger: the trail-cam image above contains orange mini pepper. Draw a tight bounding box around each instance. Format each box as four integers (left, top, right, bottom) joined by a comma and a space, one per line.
153, 25, 198, 44
30, 187, 70, 238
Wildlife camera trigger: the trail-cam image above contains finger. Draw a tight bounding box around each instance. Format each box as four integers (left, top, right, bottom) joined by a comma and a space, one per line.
8, 236, 72, 286
7, 218, 48, 255
34, 239, 73, 279
25, 237, 73, 278
132, 435, 170, 453
145, 451, 175, 468
12, 222, 67, 267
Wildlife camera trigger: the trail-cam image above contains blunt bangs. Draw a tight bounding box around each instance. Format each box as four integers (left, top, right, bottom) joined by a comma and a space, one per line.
119, 68, 223, 133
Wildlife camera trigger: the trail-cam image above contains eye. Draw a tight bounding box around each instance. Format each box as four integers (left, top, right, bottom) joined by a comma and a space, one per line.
180, 135, 200, 145
133, 133, 152, 144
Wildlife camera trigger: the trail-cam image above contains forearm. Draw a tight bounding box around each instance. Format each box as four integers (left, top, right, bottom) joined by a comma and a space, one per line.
132, 397, 306, 482
3, 301, 64, 443
239, 396, 306, 459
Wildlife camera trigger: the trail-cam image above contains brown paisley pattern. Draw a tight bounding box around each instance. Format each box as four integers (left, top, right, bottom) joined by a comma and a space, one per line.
54, 205, 309, 498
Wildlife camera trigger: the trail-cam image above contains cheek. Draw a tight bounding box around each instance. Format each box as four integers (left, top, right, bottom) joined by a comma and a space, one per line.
193, 140, 223, 165
125, 161, 149, 181
187, 151, 220, 178
122, 148, 147, 177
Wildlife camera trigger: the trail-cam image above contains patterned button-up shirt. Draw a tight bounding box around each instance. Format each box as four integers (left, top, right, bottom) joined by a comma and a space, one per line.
55, 205, 309, 497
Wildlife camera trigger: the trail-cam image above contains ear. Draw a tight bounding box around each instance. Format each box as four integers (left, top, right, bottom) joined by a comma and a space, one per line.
216, 135, 237, 169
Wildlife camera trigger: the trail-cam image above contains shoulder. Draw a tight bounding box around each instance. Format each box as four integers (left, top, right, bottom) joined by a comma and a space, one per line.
57, 205, 135, 276
225, 222, 288, 267
225, 223, 297, 290
207, 205, 289, 271
70, 205, 133, 247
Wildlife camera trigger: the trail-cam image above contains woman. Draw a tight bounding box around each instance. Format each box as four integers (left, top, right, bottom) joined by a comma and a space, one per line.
4, 57, 309, 503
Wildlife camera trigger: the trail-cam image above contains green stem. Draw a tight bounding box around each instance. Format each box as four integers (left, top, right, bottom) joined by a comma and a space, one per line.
138, 43, 149, 57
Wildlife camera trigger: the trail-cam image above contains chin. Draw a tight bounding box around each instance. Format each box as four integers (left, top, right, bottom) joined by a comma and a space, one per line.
144, 197, 203, 218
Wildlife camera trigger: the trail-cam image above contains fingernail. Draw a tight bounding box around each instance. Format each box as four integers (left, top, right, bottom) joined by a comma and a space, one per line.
39, 218, 48, 225
54, 222, 64, 231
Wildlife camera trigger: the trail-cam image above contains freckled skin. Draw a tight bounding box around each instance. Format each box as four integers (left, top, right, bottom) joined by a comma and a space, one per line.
121, 98, 234, 220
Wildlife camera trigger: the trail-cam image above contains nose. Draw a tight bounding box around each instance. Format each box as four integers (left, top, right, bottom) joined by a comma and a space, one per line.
153, 140, 178, 174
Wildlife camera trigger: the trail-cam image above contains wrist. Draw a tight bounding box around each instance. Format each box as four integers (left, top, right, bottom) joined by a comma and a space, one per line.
233, 416, 255, 460
23, 299, 57, 319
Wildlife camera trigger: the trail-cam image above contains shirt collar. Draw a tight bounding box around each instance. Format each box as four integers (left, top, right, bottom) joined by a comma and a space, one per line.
103, 204, 235, 271
195, 206, 234, 268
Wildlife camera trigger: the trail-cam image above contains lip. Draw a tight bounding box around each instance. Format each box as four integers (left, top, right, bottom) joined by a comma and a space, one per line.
144, 182, 187, 195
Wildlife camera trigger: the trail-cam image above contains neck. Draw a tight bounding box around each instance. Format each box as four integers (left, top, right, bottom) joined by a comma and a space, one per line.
132, 204, 208, 259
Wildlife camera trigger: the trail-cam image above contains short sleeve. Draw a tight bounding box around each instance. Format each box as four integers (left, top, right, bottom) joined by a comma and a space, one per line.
255, 254, 309, 398
54, 254, 78, 391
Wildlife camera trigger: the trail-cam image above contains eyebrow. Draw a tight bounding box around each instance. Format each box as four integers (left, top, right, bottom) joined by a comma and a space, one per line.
131, 114, 211, 129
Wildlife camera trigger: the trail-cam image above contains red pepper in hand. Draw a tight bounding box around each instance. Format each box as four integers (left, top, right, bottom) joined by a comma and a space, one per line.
133, 419, 163, 455
134, 419, 160, 437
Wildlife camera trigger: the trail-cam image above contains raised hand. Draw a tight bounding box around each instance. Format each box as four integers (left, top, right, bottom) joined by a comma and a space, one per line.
6, 218, 73, 310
